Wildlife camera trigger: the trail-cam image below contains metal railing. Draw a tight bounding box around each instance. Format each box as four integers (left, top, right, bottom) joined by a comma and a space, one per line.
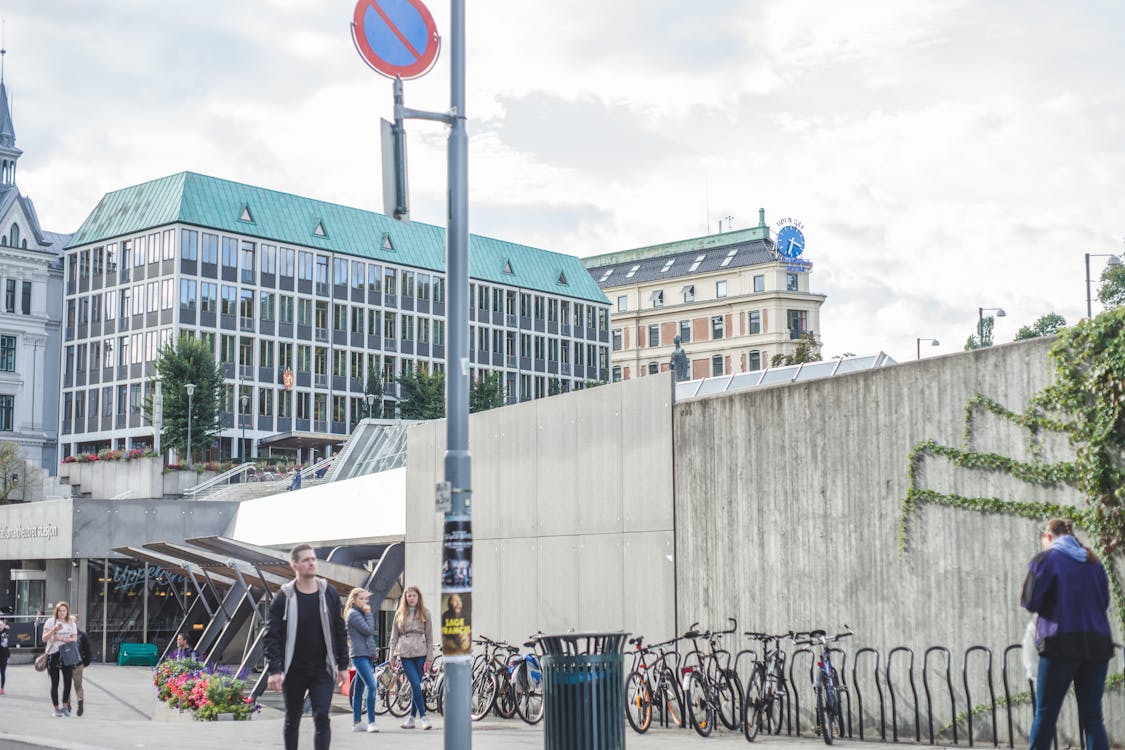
182, 462, 256, 499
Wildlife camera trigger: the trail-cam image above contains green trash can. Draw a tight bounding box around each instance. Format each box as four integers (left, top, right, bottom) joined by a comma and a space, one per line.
537, 632, 628, 750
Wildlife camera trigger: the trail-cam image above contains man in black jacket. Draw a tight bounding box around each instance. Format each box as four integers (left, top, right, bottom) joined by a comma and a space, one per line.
264, 544, 348, 750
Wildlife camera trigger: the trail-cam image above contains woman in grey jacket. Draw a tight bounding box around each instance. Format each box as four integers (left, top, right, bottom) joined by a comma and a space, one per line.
389, 586, 434, 729
344, 588, 379, 733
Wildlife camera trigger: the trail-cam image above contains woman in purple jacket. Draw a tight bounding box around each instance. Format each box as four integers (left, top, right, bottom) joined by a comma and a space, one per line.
1021, 518, 1113, 750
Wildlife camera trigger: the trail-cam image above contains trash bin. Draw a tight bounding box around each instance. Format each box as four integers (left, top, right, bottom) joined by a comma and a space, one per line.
537, 631, 628, 750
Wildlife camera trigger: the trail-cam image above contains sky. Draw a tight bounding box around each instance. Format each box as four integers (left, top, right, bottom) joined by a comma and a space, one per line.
3, 0, 1124, 362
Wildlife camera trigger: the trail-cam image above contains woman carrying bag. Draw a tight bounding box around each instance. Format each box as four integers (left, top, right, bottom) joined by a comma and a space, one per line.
42, 601, 80, 717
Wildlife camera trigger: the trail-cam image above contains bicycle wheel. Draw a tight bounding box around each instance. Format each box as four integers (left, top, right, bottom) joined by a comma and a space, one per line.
387, 672, 413, 717
656, 669, 684, 728
373, 678, 390, 716
743, 669, 763, 741
424, 675, 441, 713
432, 673, 445, 715
515, 669, 545, 725
495, 671, 518, 719
471, 670, 498, 721
766, 690, 785, 735
686, 670, 715, 738
831, 676, 846, 738
625, 671, 652, 734
816, 686, 833, 746
718, 670, 744, 730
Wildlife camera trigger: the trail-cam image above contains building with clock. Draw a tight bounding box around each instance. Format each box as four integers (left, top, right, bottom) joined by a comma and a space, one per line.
59, 172, 610, 464
0, 66, 67, 475
583, 209, 826, 382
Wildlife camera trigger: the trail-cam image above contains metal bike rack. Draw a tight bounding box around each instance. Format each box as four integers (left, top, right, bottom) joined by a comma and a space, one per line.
963, 645, 998, 747
788, 647, 815, 737
923, 646, 957, 746
852, 647, 886, 741
1001, 643, 1032, 749
886, 646, 920, 743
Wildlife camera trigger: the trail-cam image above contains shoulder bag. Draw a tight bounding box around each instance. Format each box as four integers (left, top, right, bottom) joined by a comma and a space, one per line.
59, 640, 82, 667
35, 652, 49, 671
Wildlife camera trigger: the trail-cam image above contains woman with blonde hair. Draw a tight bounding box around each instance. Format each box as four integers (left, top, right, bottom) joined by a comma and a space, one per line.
42, 601, 79, 717
388, 586, 433, 729
343, 587, 379, 733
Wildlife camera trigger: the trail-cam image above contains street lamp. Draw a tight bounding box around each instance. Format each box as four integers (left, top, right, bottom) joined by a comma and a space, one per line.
184, 383, 195, 469
978, 307, 1006, 347
1085, 252, 1123, 318
240, 393, 250, 461
364, 392, 376, 419
916, 338, 940, 360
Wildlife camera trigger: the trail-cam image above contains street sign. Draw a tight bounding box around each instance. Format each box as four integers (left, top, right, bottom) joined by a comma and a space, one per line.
351, 0, 441, 80
435, 481, 452, 513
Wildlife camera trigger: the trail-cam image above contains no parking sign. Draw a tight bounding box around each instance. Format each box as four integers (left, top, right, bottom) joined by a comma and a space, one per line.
351, 0, 441, 80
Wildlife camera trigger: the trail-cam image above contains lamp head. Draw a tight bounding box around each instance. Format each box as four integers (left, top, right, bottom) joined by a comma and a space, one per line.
931, 339, 940, 347
185, 383, 196, 397
1109, 255, 1123, 267
996, 309, 1007, 317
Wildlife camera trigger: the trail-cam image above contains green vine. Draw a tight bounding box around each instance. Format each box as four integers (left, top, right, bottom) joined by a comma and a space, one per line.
899, 307, 1125, 624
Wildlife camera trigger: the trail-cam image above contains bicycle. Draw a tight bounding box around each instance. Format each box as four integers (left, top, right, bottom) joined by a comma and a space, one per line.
794, 628, 853, 745
683, 618, 744, 737
742, 631, 792, 741
624, 634, 686, 733
469, 636, 518, 720
508, 640, 545, 724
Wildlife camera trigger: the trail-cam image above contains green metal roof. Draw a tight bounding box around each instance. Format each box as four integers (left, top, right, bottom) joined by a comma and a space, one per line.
67, 172, 608, 305
583, 212, 773, 269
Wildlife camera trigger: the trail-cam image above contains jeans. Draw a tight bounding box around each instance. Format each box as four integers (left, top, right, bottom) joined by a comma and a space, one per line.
282, 666, 334, 750
351, 656, 378, 724
72, 664, 84, 701
47, 653, 74, 708
401, 656, 426, 717
1028, 656, 1109, 750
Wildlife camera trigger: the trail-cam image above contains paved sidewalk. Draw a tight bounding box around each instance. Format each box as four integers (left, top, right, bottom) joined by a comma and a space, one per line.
0, 663, 930, 749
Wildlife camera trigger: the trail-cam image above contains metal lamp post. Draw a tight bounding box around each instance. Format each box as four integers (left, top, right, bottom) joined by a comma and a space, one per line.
185, 383, 195, 469
1085, 252, 1123, 318
365, 392, 376, 419
978, 307, 1006, 347
916, 338, 940, 360
240, 393, 250, 461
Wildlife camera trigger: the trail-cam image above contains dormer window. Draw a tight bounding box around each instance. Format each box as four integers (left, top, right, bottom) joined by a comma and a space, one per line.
688, 254, 706, 272
625, 264, 640, 279
313, 221, 327, 238
239, 205, 254, 223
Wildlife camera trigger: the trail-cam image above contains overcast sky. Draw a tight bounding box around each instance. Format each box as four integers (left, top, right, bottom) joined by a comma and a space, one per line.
4, 0, 1124, 362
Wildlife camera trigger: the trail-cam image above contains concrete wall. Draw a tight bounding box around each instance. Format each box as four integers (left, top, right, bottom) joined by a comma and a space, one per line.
59, 457, 163, 499
404, 375, 677, 646
674, 337, 1117, 739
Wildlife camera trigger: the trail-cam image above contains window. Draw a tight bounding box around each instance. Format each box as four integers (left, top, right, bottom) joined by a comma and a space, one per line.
239, 290, 254, 321
612, 366, 622, 382
298, 251, 313, 280
147, 281, 159, 312
689, 254, 706, 272
716, 280, 728, 298
21, 281, 31, 314
616, 295, 628, 312
105, 290, 117, 320
298, 299, 312, 326
201, 233, 219, 264
720, 248, 738, 267
787, 309, 808, 337
647, 362, 659, 375
261, 244, 277, 275
648, 325, 659, 348
180, 280, 197, 311
240, 241, 256, 284
280, 295, 294, 324
651, 290, 664, 308
162, 279, 174, 309
200, 282, 217, 313
0, 336, 15, 371
711, 315, 725, 340
333, 304, 347, 332
679, 320, 691, 343
787, 273, 799, 292
0, 395, 13, 431
333, 258, 348, 286
383, 268, 396, 296
748, 310, 761, 334
315, 256, 328, 287
682, 285, 694, 303
280, 247, 295, 277
660, 259, 675, 273
352, 261, 364, 290
749, 350, 762, 371
181, 229, 198, 261
368, 264, 382, 294
260, 292, 275, 321
625, 265, 640, 279
612, 329, 623, 351
3, 279, 14, 312
222, 237, 238, 268
753, 274, 765, 293
221, 286, 236, 316
711, 355, 724, 376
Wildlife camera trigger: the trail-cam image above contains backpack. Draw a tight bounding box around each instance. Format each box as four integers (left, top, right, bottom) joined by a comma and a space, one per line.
78, 629, 92, 667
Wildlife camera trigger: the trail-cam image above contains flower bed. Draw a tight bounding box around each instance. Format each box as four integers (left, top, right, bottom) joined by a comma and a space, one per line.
153, 655, 259, 721
63, 448, 157, 464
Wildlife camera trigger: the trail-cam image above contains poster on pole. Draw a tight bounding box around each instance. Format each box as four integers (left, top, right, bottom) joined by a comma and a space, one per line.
440, 517, 472, 656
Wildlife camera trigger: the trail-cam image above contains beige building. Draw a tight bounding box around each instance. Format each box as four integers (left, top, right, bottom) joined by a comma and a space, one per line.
583, 210, 826, 381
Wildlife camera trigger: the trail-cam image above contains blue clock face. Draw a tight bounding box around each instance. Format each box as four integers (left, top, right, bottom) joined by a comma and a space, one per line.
776, 225, 805, 259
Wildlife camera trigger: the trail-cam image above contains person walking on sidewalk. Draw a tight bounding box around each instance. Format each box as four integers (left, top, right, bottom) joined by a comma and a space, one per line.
42, 602, 79, 717
388, 585, 433, 730
264, 544, 348, 750
0, 617, 10, 695
68, 625, 92, 717
344, 588, 379, 734
1022, 518, 1114, 750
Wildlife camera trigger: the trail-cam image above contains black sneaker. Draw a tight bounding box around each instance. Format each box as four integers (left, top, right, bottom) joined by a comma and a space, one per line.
77, 700, 84, 717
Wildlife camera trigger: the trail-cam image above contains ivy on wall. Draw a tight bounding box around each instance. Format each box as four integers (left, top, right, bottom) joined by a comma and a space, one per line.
899, 307, 1125, 623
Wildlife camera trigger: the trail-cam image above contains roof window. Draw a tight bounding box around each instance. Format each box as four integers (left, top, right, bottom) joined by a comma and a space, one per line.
688, 254, 706, 272
239, 205, 254, 223
625, 264, 641, 279
313, 221, 327, 238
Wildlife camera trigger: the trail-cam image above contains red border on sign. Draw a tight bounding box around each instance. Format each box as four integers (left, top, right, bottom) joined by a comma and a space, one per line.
352, 0, 441, 80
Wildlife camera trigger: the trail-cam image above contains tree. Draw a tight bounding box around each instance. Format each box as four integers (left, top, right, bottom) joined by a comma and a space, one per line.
1098, 262, 1125, 309
397, 368, 446, 420
1014, 312, 1067, 341
148, 334, 223, 461
470, 372, 505, 413
770, 332, 822, 367
548, 378, 565, 396
364, 371, 385, 418
0, 441, 42, 504
964, 316, 996, 350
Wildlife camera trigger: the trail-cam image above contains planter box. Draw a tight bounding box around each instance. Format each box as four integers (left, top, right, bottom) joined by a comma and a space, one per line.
163, 470, 218, 497
62, 457, 163, 500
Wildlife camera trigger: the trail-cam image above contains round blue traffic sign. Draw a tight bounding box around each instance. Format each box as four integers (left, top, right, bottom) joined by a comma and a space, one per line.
352, 0, 441, 80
